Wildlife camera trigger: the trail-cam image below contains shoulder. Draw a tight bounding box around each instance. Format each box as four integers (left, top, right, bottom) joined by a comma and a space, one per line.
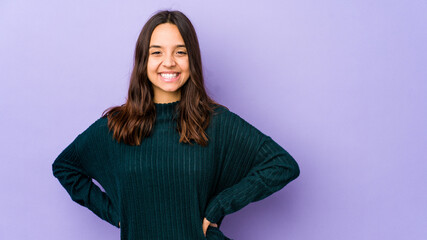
89, 115, 109, 130
211, 104, 266, 142
210, 104, 242, 120
79, 115, 109, 135
75, 116, 110, 143
211, 104, 256, 127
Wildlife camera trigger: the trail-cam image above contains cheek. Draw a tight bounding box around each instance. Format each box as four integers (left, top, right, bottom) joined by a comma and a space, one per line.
178, 59, 190, 73
147, 60, 158, 73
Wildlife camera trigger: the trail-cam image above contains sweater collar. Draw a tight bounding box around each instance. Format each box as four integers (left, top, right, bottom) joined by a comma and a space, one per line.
154, 100, 180, 120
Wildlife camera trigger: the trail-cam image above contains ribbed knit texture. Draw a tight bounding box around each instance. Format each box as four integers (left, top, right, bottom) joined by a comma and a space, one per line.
52, 100, 300, 240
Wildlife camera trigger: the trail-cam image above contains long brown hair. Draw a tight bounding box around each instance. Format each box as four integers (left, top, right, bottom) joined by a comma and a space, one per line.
102, 10, 227, 146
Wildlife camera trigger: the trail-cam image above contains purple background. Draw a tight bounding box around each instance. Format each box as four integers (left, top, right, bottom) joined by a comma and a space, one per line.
1, 0, 426, 239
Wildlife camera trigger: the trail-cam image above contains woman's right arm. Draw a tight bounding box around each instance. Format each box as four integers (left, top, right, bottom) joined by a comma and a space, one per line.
52, 119, 120, 228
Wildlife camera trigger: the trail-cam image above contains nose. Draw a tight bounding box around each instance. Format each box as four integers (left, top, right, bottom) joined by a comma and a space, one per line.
162, 54, 176, 67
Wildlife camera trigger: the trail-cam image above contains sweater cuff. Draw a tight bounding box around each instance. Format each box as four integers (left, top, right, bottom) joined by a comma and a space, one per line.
204, 198, 223, 223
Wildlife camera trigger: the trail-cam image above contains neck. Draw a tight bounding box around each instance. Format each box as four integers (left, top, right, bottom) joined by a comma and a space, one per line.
153, 91, 181, 104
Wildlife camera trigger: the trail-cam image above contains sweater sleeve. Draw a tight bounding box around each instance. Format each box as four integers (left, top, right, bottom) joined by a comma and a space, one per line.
204, 111, 300, 223
52, 118, 120, 228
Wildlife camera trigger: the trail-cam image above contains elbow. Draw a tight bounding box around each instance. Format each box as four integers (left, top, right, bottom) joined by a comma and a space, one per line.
286, 151, 300, 181
281, 153, 300, 183
52, 161, 58, 178
52, 159, 63, 179
290, 158, 300, 181
266, 154, 300, 192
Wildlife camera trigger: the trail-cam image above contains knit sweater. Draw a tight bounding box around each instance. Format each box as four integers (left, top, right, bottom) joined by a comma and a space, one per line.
52, 100, 300, 240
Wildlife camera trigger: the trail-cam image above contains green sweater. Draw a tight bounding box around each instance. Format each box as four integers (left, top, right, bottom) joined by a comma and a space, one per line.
52, 100, 300, 240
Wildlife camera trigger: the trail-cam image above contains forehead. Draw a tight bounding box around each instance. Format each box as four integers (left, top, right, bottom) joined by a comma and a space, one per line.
149, 23, 185, 46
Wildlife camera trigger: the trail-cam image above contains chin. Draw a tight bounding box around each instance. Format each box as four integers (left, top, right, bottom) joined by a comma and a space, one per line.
160, 86, 181, 92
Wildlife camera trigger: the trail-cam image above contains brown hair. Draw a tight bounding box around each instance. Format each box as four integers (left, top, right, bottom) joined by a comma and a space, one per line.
102, 10, 227, 146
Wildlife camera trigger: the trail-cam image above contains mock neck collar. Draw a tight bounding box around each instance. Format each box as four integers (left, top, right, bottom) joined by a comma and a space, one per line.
154, 100, 180, 120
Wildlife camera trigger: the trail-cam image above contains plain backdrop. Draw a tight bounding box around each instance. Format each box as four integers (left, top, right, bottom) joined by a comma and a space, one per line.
1, 0, 426, 239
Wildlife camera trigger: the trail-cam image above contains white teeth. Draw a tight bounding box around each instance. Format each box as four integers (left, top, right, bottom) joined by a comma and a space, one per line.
160, 73, 178, 79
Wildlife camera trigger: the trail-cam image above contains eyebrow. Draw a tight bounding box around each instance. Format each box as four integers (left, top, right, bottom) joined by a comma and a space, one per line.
149, 44, 186, 49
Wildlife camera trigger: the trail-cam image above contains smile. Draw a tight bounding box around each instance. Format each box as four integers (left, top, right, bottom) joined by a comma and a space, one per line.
159, 72, 180, 82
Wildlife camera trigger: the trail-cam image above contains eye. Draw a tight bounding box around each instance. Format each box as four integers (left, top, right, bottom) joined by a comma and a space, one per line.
151, 51, 161, 55
177, 51, 187, 55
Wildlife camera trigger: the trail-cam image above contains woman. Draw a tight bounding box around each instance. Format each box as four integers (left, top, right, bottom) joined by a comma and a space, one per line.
52, 10, 300, 240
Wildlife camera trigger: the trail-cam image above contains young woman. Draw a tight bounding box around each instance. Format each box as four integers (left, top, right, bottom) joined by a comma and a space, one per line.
52, 10, 300, 240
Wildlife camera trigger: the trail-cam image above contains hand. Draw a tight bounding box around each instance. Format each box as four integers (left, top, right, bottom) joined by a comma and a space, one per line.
202, 217, 218, 237
118, 221, 120, 228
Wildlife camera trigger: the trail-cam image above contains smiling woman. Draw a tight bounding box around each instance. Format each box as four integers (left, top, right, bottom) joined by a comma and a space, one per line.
147, 23, 190, 103
52, 9, 299, 240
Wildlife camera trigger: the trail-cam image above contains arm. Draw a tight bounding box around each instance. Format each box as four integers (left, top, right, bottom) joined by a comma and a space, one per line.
204, 113, 300, 223
52, 119, 120, 228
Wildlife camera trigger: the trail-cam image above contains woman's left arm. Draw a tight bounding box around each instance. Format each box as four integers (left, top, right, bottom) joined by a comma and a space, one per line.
204, 113, 300, 224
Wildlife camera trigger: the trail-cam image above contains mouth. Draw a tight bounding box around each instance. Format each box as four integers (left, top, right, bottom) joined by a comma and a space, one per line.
159, 72, 180, 82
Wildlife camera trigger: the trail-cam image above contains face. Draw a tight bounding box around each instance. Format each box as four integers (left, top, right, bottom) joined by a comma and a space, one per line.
147, 23, 190, 103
